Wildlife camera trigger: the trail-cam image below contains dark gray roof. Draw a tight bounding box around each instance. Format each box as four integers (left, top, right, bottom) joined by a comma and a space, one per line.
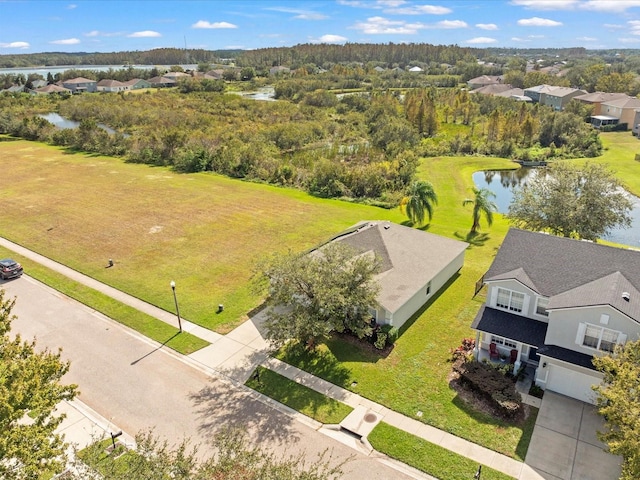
332, 221, 468, 313
485, 229, 640, 322
537, 345, 597, 371
471, 305, 547, 347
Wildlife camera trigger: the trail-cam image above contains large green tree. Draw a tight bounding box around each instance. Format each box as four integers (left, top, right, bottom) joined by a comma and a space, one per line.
257, 242, 380, 349
0, 289, 78, 479
593, 339, 640, 480
507, 162, 632, 241
75, 428, 344, 479
462, 187, 497, 234
400, 180, 438, 226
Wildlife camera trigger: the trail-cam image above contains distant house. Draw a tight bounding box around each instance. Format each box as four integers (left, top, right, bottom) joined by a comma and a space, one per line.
470, 84, 514, 95
162, 71, 190, 80
61, 77, 97, 93
573, 92, 628, 116
30, 79, 47, 89
373, 66, 386, 73
122, 78, 151, 90
472, 228, 640, 404
205, 69, 225, 80
599, 95, 640, 130
467, 75, 502, 90
326, 221, 469, 330
1, 84, 25, 93
522, 84, 557, 104
269, 66, 290, 76
543, 87, 587, 111
96, 79, 127, 92
31, 84, 71, 95
408, 66, 423, 72
147, 76, 177, 88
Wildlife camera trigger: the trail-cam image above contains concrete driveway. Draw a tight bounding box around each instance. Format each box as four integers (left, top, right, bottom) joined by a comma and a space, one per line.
524, 391, 622, 480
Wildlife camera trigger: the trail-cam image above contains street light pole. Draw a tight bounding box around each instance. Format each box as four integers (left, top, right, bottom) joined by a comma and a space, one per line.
170, 280, 182, 333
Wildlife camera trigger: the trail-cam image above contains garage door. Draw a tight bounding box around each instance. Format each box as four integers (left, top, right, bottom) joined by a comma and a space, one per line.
546, 364, 599, 404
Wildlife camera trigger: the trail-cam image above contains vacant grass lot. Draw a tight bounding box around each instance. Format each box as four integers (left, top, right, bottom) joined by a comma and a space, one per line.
0, 138, 405, 332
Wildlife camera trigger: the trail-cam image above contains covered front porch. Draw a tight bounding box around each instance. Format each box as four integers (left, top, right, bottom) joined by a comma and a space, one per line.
471, 304, 547, 371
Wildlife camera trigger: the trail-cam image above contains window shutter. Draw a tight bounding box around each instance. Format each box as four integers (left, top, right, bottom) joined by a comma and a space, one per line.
617, 333, 627, 345
575, 323, 586, 345
489, 286, 498, 307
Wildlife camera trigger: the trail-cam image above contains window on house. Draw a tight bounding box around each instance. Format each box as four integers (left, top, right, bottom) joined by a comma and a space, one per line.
495, 287, 525, 313
536, 297, 549, 316
491, 335, 517, 349
578, 323, 625, 353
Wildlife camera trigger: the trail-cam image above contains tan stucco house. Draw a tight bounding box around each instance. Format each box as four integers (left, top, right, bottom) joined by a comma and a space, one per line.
472, 228, 640, 404
329, 221, 469, 330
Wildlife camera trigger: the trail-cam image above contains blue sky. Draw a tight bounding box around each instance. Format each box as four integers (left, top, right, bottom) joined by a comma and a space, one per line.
3, 0, 640, 53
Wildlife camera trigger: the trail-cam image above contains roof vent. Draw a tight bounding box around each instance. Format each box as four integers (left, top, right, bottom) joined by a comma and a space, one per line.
622, 292, 630, 302
384, 224, 391, 230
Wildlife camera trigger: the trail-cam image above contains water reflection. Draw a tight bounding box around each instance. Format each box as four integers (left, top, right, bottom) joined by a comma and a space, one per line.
38, 112, 120, 135
473, 168, 640, 246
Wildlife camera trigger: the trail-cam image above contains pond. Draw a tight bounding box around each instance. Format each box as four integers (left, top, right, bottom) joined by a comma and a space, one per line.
473, 168, 640, 246
233, 86, 276, 101
38, 113, 120, 135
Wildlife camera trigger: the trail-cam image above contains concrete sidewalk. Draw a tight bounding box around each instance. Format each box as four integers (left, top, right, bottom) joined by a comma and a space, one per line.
1, 236, 542, 479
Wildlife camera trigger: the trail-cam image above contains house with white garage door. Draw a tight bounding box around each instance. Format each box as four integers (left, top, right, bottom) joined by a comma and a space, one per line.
471, 228, 640, 404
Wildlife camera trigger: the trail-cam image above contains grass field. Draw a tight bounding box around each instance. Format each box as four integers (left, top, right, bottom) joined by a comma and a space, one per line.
0, 138, 406, 332
2, 131, 637, 460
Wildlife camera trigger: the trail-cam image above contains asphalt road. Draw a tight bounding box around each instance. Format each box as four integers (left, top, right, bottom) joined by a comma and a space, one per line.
2, 275, 423, 480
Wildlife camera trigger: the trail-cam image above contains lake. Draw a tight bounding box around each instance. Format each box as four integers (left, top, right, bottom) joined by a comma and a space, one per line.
38, 113, 123, 136
473, 169, 640, 246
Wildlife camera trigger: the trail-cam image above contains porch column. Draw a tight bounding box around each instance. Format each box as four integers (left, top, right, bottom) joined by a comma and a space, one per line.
473, 331, 481, 360
514, 343, 522, 371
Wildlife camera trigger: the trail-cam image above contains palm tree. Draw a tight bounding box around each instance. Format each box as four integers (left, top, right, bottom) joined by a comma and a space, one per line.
400, 181, 438, 226
462, 187, 498, 234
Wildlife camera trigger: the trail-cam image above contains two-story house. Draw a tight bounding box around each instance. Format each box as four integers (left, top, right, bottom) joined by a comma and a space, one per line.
472, 228, 640, 404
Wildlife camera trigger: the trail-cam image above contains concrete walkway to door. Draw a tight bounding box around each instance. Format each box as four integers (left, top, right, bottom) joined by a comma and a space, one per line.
525, 391, 622, 480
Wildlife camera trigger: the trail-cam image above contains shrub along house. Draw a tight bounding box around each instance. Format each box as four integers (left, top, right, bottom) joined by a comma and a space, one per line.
330, 221, 469, 330
472, 228, 640, 404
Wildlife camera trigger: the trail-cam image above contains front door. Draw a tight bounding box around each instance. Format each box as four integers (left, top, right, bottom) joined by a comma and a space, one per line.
528, 347, 540, 364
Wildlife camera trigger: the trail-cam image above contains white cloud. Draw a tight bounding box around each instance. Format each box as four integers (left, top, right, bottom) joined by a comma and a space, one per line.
0, 41, 29, 49
629, 20, 640, 34
50, 38, 80, 45
604, 23, 625, 29
476, 23, 498, 30
85, 30, 100, 37
318, 34, 348, 43
576, 36, 597, 41
510, 0, 578, 9
351, 16, 427, 34
436, 20, 467, 29
466, 37, 497, 44
192, 20, 238, 29
518, 17, 562, 26
377, 0, 407, 6
581, 1, 640, 12
511, 36, 530, 42
264, 7, 328, 19
385, 5, 452, 15
67, 3, 77, 9
618, 37, 640, 43
127, 30, 162, 38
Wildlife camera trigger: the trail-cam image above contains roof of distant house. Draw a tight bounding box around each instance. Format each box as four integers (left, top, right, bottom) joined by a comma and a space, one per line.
601, 95, 640, 109
34, 84, 71, 93
97, 79, 126, 87
62, 77, 96, 84
573, 91, 628, 103
470, 83, 513, 95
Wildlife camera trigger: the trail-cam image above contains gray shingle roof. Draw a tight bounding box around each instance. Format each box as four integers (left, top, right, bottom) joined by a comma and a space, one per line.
486, 229, 640, 322
332, 221, 468, 314
537, 345, 597, 370
471, 305, 547, 347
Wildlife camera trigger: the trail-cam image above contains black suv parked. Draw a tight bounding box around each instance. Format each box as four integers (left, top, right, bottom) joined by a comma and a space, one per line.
0, 258, 23, 280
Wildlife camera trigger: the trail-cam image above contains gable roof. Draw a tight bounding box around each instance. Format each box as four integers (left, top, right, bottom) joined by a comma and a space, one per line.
470, 84, 513, 95
485, 228, 640, 321
97, 79, 126, 87
33, 84, 71, 94
331, 221, 468, 314
573, 91, 627, 104
601, 95, 640, 109
62, 77, 96, 85
544, 87, 586, 98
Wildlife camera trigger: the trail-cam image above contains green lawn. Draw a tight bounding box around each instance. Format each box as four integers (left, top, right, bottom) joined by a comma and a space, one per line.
245, 366, 353, 424
0, 246, 209, 354
369, 422, 516, 480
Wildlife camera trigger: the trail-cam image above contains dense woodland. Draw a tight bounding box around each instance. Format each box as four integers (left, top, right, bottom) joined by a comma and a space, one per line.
2, 43, 633, 205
